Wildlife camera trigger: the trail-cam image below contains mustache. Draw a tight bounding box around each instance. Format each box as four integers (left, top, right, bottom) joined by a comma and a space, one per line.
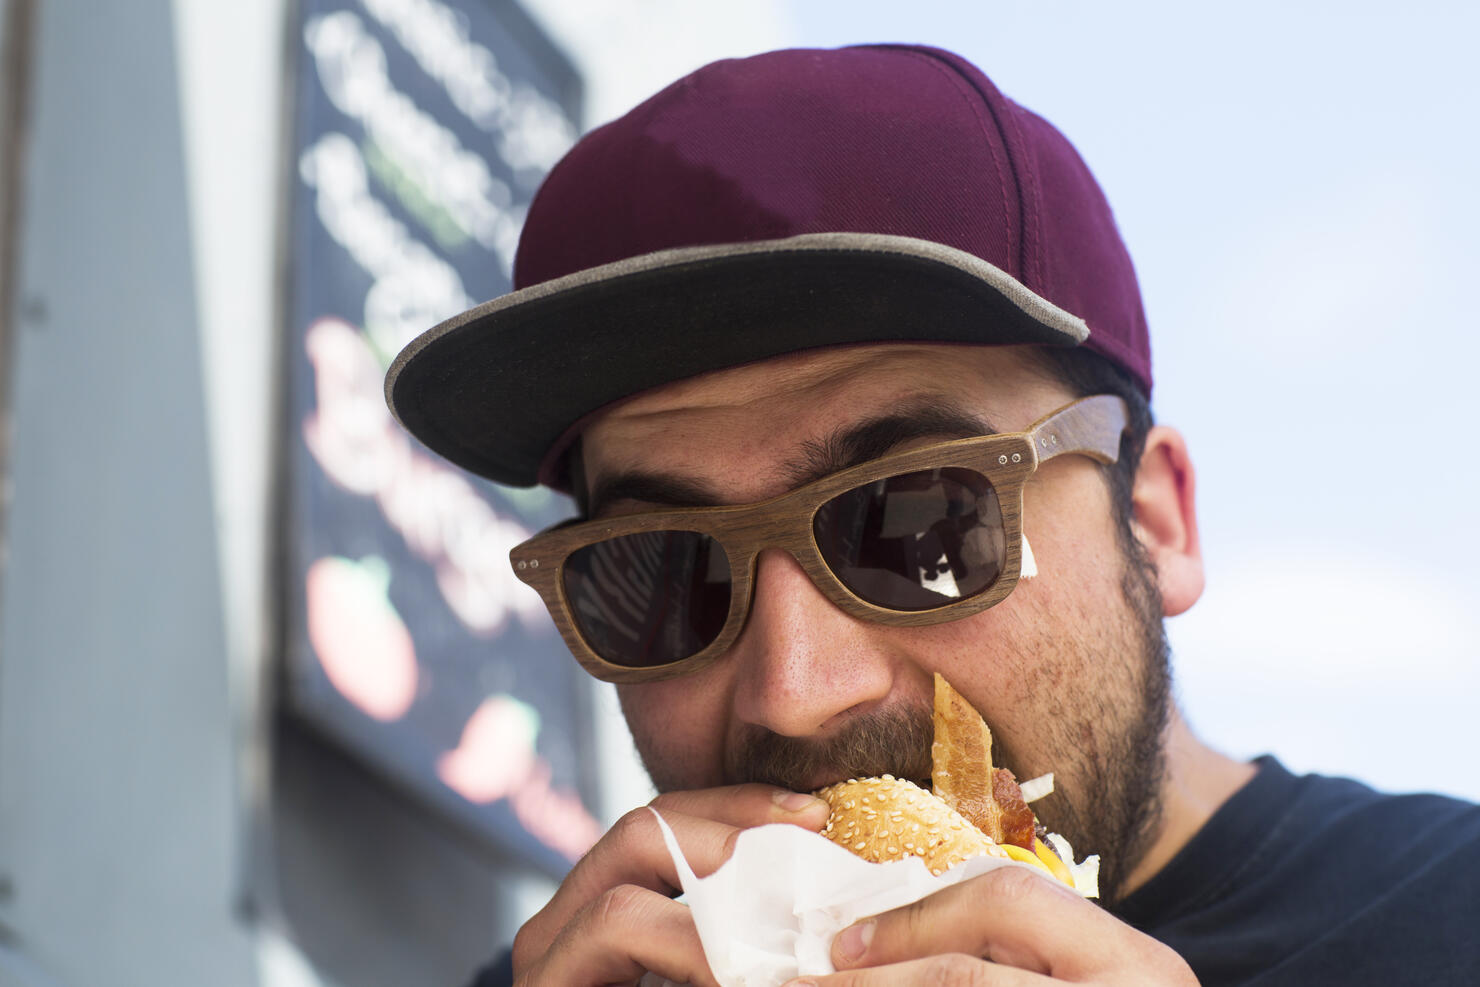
726, 702, 935, 792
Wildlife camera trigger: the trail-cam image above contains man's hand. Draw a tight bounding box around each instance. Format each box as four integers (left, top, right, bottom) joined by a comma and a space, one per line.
787, 865, 1198, 986
511, 784, 830, 986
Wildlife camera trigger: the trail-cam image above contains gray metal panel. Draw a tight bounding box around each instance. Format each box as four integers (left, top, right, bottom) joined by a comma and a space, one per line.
0, 0, 255, 983
272, 714, 554, 987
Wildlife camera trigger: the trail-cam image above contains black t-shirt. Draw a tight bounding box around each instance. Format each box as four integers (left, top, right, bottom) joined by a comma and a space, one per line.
469, 757, 1480, 986
1113, 756, 1480, 985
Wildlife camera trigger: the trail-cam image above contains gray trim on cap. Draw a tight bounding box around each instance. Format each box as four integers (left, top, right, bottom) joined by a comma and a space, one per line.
383, 232, 1089, 428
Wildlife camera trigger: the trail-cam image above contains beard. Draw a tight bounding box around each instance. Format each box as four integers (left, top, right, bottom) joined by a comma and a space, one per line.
632, 541, 1173, 905
1011, 547, 1172, 904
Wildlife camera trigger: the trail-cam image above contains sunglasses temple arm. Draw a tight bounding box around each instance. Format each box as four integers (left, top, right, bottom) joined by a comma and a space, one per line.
1029, 395, 1128, 465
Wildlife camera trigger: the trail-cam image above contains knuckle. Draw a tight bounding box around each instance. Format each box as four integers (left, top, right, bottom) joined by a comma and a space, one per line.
720, 826, 742, 863
509, 919, 541, 973
924, 953, 992, 986
902, 894, 935, 941
1142, 944, 1199, 985
510, 900, 580, 982
611, 805, 656, 847
980, 861, 1049, 903
513, 885, 655, 985
592, 883, 650, 931
648, 790, 684, 812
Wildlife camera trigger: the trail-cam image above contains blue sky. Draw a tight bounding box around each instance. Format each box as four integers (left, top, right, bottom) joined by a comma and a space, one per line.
783, 2, 1480, 798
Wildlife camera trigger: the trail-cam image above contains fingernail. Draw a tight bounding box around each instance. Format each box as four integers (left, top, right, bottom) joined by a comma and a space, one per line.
773, 791, 822, 812
835, 920, 875, 964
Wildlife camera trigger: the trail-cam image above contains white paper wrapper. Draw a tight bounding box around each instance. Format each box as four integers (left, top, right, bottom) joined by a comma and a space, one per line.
638, 808, 1076, 987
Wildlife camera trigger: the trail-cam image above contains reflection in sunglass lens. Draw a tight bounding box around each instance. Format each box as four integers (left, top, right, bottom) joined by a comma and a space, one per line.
814, 468, 1003, 611
563, 530, 731, 668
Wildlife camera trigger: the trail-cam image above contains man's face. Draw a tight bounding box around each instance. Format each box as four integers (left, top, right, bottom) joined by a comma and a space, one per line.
578, 343, 1170, 896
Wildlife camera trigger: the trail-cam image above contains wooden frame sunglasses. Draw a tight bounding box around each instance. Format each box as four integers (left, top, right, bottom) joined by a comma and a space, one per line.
511, 394, 1128, 683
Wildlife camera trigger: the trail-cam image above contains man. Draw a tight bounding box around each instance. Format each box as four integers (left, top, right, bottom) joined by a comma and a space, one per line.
387, 46, 1480, 986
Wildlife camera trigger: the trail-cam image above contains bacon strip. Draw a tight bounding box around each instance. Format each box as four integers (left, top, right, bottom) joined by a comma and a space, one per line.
993, 768, 1037, 850
930, 675, 1037, 850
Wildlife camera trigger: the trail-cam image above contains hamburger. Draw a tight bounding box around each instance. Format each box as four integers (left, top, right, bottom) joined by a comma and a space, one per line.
814, 674, 1097, 896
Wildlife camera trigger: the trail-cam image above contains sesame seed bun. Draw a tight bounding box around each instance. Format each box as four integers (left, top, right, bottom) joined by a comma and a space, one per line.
814, 774, 1011, 876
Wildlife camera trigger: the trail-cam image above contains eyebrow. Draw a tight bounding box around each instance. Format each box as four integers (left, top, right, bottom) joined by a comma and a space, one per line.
782, 402, 997, 487
585, 400, 996, 517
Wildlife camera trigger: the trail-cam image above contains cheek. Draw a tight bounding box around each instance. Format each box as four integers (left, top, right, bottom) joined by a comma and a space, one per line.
1023, 462, 1120, 570
1006, 528, 1136, 709
616, 673, 732, 791
1017, 468, 1129, 645
920, 479, 1125, 688
898, 501, 1135, 769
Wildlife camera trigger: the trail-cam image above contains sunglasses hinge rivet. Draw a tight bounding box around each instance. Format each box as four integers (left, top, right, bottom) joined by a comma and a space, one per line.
529, 559, 540, 569
1011, 453, 1022, 463
517, 560, 528, 570
998, 454, 1008, 465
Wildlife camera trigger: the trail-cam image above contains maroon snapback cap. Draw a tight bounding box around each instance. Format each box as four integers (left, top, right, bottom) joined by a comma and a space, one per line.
386, 44, 1151, 490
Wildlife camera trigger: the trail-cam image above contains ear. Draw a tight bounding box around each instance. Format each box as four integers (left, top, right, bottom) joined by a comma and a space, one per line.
1131, 426, 1204, 617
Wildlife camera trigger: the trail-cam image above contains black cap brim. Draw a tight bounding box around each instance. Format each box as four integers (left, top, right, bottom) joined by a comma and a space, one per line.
385, 233, 1089, 490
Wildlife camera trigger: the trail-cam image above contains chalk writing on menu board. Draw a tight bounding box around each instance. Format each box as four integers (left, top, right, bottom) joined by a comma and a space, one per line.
287, 0, 600, 875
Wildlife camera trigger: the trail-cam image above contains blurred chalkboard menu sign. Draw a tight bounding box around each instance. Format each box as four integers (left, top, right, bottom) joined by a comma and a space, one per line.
284, 0, 597, 877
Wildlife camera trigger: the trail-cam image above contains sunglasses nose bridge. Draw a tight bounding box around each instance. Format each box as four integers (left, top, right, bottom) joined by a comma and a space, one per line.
757, 537, 871, 629
731, 543, 861, 652
721, 503, 849, 629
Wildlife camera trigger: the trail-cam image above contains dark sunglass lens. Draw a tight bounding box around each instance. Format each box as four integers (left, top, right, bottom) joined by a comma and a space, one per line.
562, 531, 731, 668
814, 468, 1003, 611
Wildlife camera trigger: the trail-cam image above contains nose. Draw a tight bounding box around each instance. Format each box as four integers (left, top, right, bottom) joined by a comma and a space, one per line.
728, 548, 896, 738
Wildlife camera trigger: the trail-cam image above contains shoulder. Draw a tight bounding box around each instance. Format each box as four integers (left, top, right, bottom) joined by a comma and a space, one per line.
1125, 758, 1480, 986
1243, 778, 1480, 985
1281, 763, 1478, 837
1209, 764, 1479, 934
